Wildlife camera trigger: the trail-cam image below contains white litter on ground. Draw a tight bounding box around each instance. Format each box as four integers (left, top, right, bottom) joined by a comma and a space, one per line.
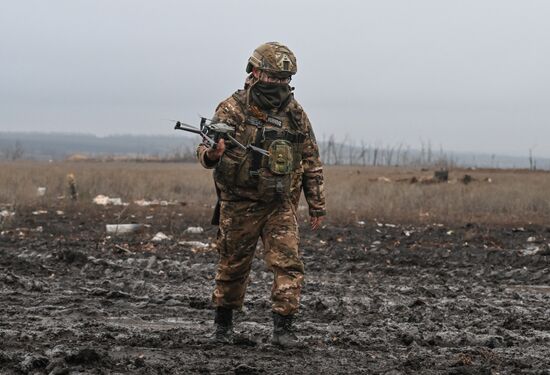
152, 232, 171, 242
134, 199, 179, 207
185, 226, 204, 234
105, 224, 144, 234
0, 210, 15, 218
178, 241, 209, 249
93, 195, 125, 206
519, 245, 542, 256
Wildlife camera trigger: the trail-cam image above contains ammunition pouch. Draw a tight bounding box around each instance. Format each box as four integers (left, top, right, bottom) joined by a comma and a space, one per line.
214, 149, 256, 189
257, 170, 291, 202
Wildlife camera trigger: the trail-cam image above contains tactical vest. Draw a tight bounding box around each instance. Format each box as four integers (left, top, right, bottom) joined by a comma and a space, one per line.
213, 90, 306, 202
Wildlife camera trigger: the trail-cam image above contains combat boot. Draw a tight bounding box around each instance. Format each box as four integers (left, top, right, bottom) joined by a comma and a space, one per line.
211, 307, 234, 344
272, 312, 303, 348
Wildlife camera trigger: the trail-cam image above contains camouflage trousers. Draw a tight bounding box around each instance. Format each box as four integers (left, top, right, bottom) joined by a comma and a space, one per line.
212, 199, 304, 316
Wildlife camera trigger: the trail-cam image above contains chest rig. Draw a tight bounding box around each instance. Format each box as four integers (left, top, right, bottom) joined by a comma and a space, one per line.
214, 90, 306, 202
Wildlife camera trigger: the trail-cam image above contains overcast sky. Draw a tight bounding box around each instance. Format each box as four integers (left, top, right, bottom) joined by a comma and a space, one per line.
1, 0, 549, 157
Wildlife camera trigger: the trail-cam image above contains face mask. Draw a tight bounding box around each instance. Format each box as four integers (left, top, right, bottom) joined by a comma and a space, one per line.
250, 81, 292, 110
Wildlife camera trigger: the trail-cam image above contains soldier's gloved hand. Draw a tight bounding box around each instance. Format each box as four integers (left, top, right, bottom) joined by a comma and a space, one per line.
206, 139, 226, 162
310, 216, 324, 230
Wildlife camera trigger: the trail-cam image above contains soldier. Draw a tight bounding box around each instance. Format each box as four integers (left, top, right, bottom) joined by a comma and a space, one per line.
196, 42, 326, 347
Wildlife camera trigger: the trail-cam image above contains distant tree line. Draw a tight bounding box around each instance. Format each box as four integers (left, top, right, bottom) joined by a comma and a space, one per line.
320, 135, 456, 168
0, 134, 547, 170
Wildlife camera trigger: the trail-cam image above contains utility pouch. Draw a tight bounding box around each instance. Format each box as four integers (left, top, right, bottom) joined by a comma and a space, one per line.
267, 140, 293, 175
257, 171, 291, 202
214, 151, 236, 186
215, 149, 256, 188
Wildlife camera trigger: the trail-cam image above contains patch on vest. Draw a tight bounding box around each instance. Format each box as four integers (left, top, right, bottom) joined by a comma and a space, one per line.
246, 116, 264, 128
266, 116, 283, 128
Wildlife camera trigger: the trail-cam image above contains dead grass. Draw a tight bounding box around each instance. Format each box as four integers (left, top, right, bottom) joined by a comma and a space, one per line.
326, 166, 550, 225
1, 161, 550, 226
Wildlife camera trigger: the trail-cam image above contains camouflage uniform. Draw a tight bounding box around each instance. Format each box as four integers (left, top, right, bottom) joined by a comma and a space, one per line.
197, 50, 325, 317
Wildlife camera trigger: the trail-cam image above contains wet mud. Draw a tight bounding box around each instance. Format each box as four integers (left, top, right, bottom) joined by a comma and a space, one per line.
1, 206, 549, 374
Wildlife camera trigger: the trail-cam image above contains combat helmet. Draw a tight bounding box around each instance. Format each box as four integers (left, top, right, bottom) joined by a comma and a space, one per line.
246, 42, 297, 77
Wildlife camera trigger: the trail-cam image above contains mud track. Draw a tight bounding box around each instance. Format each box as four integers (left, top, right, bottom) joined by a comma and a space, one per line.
1, 206, 549, 374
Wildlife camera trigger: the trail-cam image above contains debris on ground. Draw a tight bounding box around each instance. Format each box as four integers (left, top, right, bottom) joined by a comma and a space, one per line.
375, 171, 492, 185
113, 244, 132, 254
36, 187, 47, 196
178, 240, 210, 249
434, 170, 449, 182
93, 195, 125, 206
184, 226, 204, 234
461, 174, 473, 184
105, 224, 144, 234
0, 209, 15, 220
134, 199, 180, 207
151, 232, 171, 242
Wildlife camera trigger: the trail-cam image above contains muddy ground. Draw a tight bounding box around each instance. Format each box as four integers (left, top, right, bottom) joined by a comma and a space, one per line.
0, 205, 549, 374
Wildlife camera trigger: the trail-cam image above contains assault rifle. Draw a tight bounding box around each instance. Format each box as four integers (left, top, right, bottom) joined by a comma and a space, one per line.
173, 117, 270, 156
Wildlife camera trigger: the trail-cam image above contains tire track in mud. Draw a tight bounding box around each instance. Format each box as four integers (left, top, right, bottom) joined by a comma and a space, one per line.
1, 209, 549, 374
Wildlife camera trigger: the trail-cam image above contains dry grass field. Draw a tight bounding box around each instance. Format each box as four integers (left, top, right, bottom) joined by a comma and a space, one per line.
1, 161, 550, 226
